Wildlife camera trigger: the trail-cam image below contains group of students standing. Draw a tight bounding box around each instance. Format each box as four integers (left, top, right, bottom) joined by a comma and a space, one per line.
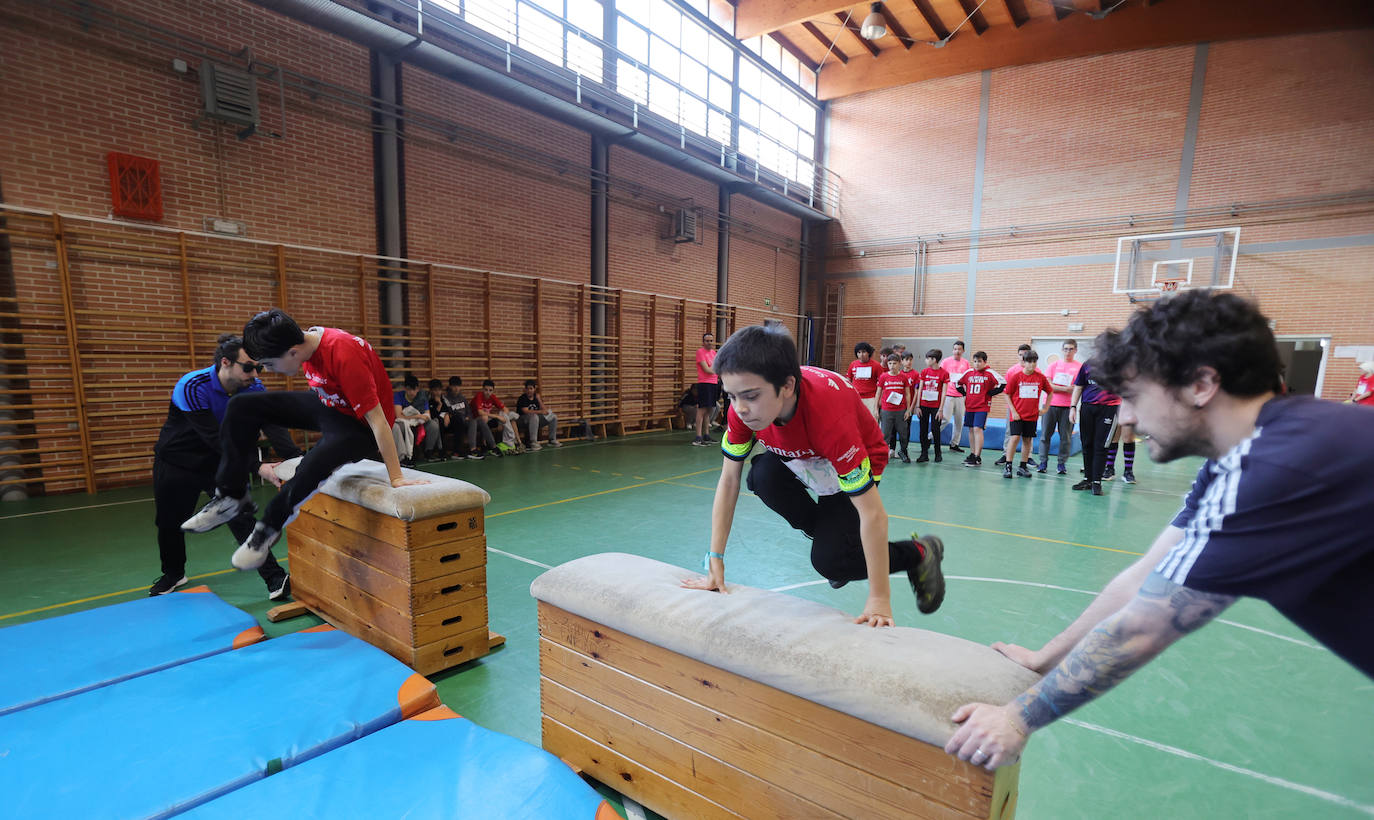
843, 339, 1137, 494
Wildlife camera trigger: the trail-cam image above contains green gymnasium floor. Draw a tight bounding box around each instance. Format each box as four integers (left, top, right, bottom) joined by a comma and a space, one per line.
2, 430, 1371, 819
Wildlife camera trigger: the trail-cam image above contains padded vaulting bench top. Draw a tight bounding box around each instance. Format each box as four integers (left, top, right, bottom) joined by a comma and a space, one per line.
530, 552, 1041, 748
276, 456, 490, 521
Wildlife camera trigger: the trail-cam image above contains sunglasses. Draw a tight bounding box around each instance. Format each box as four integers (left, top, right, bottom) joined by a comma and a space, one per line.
237, 360, 264, 373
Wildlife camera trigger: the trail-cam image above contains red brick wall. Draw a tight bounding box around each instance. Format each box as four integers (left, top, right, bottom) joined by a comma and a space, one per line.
821, 30, 1374, 404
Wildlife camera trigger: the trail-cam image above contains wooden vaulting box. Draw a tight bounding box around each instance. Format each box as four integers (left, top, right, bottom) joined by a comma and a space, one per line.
282, 460, 499, 675
531, 554, 1038, 820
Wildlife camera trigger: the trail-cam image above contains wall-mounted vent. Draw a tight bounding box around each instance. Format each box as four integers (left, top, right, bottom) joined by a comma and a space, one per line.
106, 153, 163, 221
200, 62, 260, 138
670, 208, 697, 243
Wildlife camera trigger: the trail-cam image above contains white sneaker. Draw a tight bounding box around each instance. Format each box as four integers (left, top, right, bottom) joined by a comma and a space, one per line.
529, 442, 542, 451
182, 491, 255, 533
549, 440, 562, 447
232, 521, 281, 571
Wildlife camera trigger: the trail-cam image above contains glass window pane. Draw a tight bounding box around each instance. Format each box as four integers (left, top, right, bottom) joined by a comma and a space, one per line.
467, 0, 517, 42
618, 18, 647, 62
762, 35, 781, 68
738, 60, 760, 95
567, 32, 603, 82
617, 59, 648, 103
567, 0, 602, 37
648, 74, 680, 120
799, 131, 815, 160
708, 0, 734, 31
707, 36, 734, 79
649, 0, 680, 47
708, 71, 731, 111
529, 0, 559, 12
649, 35, 678, 82
517, 2, 563, 66
708, 109, 731, 144
681, 17, 707, 62
800, 68, 816, 96
738, 127, 759, 161
681, 56, 707, 98
781, 52, 799, 84
681, 96, 707, 136
739, 93, 759, 127
617, 0, 648, 22
743, 36, 761, 55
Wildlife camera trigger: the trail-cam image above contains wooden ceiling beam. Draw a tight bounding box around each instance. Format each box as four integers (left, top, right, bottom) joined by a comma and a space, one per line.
1049, 1, 1072, 21
771, 31, 821, 72
954, 0, 990, 34
910, 0, 952, 40
817, 0, 1374, 99
736, 0, 853, 39
879, 4, 915, 48
835, 12, 883, 58
1002, 0, 1029, 27
801, 20, 850, 64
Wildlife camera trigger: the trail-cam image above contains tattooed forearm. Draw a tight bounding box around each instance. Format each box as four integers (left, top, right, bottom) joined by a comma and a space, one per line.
1139, 571, 1237, 634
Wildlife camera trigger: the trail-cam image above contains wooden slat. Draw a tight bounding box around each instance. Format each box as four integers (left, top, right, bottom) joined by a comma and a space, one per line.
288, 529, 487, 615
537, 603, 1012, 817
290, 511, 485, 582
541, 640, 967, 820
297, 492, 485, 548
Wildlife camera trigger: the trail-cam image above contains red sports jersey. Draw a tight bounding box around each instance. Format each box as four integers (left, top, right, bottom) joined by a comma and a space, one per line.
472, 392, 506, 415
1357, 373, 1374, 407
916, 367, 949, 409
303, 327, 395, 426
958, 368, 1001, 413
1006, 369, 1052, 420
876, 372, 910, 412
846, 359, 880, 398
722, 366, 887, 496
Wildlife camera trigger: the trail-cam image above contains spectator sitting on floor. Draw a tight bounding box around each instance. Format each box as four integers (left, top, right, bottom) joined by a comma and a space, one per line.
517, 379, 562, 450
437, 376, 472, 459
391, 373, 437, 467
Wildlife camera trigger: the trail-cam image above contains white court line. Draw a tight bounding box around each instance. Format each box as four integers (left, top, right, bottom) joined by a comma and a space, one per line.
767, 575, 1320, 650
1062, 719, 1374, 816
487, 547, 553, 570
622, 796, 648, 820
0, 497, 154, 520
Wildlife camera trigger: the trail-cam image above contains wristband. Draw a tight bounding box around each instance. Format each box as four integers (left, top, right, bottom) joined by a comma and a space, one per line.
704, 551, 725, 570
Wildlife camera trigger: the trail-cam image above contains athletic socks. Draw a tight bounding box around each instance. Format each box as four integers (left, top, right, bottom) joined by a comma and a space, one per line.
1123, 442, 1135, 470
1105, 443, 1119, 470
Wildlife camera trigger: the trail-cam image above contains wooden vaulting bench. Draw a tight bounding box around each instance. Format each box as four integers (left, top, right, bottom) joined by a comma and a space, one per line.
273, 458, 502, 676
531, 553, 1040, 820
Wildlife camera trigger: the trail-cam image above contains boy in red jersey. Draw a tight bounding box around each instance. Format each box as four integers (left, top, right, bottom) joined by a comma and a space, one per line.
995, 343, 1034, 466
916, 349, 948, 463
876, 354, 912, 463
846, 342, 880, 421
1003, 350, 1052, 479
955, 351, 1004, 467
182, 309, 427, 570
682, 325, 946, 626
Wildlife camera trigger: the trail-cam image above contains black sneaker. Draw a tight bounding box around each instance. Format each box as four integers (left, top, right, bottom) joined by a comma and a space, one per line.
488, 448, 503, 458
974, 455, 982, 466
464, 452, 484, 460
400, 457, 415, 468
267, 573, 291, 601
827, 578, 848, 589
995, 455, 1008, 466
1057, 464, 1068, 476
691, 436, 704, 446
948, 444, 964, 453
1102, 466, 1116, 482
962, 454, 977, 467
182, 491, 255, 533
1016, 464, 1033, 478
933, 453, 942, 463
149, 574, 188, 596
1003, 463, 1013, 479
232, 521, 282, 571
1036, 459, 1048, 473
899, 452, 911, 463
1123, 469, 1136, 484
915, 454, 929, 463
908, 534, 946, 614
1092, 482, 1104, 496
1072, 479, 1092, 491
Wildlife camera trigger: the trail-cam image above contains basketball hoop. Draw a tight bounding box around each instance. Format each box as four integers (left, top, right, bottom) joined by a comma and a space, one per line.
1156, 278, 1183, 294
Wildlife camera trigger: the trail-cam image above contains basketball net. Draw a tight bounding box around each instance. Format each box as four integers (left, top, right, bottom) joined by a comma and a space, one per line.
1157, 279, 1182, 293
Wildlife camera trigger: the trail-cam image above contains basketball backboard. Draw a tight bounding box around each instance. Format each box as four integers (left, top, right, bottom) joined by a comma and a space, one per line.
1113, 227, 1239, 299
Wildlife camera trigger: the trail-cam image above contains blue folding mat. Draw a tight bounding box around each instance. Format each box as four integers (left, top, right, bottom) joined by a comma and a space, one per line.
0, 585, 264, 717
185, 705, 615, 819
0, 626, 439, 819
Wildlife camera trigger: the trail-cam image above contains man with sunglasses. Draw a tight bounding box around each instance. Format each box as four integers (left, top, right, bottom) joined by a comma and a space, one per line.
150, 334, 300, 597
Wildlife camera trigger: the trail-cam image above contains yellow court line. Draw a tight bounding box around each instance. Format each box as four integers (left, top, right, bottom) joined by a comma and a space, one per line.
658, 480, 1143, 558
2, 467, 719, 620
487, 467, 718, 519
0, 567, 240, 622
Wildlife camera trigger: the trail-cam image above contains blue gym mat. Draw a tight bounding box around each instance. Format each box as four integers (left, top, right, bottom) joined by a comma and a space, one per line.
186, 706, 613, 819
0, 626, 438, 819
0, 586, 263, 717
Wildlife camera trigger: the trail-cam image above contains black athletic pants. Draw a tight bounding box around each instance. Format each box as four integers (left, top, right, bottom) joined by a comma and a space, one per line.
154, 457, 284, 583
918, 406, 942, 457
216, 391, 380, 530
745, 452, 923, 583
1079, 403, 1119, 483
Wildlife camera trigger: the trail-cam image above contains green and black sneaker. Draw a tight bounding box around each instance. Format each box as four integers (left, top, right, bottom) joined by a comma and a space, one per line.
908, 533, 946, 614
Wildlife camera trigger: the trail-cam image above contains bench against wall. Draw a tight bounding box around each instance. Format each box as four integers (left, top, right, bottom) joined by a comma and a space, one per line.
532, 553, 1039, 820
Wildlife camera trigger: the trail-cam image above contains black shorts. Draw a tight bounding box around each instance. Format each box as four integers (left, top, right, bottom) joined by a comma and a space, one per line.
1008, 419, 1038, 438
696, 382, 720, 409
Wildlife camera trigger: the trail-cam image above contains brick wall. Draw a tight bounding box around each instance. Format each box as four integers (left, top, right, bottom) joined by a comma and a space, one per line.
821, 30, 1374, 405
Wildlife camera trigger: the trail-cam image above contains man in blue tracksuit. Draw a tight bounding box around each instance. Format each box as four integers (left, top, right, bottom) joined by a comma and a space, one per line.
150, 334, 300, 597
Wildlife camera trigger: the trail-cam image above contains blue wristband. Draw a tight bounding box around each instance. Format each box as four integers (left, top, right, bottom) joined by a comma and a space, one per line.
704, 551, 725, 570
